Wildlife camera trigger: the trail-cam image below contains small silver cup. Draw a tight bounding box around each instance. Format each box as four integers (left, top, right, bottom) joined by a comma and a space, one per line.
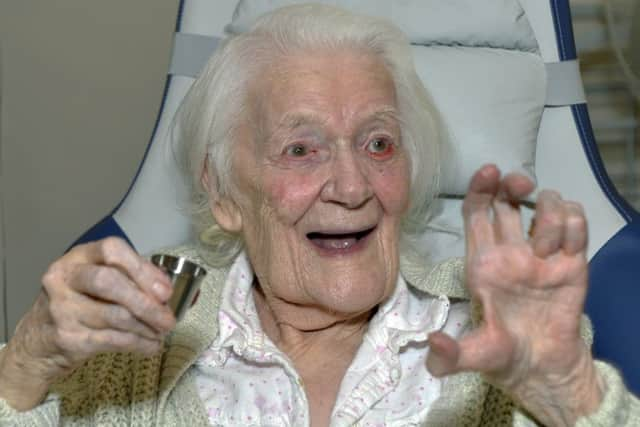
150, 254, 207, 321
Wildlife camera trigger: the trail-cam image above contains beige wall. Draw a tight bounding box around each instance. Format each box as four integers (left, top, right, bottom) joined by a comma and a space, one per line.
0, 1, 179, 340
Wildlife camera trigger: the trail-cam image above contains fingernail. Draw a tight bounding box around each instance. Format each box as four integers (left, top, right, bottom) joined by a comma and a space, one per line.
152, 282, 171, 301
426, 352, 449, 378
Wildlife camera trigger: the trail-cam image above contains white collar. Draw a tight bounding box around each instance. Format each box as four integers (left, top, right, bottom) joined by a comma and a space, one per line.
198, 251, 450, 366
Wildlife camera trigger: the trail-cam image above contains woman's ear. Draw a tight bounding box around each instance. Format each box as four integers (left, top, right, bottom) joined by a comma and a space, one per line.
201, 160, 243, 233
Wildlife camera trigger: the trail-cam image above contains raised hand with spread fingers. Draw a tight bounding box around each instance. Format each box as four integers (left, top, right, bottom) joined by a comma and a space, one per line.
427, 164, 603, 427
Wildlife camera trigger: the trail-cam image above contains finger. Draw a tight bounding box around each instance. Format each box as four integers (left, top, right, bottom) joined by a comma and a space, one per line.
493, 173, 536, 243
71, 238, 172, 303
72, 265, 175, 333
500, 172, 536, 201
72, 293, 162, 340
426, 331, 460, 377
427, 329, 510, 377
463, 165, 501, 253
56, 328, 164, 358
563, 201, 588, 255
531, 190, 566, 258
492, 199, 523, 244
455, 329, 511, 373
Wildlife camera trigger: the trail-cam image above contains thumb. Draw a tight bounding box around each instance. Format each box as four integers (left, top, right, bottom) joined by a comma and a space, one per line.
427, 328, 510, 377
426, 331, 460, 377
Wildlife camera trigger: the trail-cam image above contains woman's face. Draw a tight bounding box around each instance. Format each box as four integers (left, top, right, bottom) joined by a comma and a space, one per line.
216, 50, 411, 319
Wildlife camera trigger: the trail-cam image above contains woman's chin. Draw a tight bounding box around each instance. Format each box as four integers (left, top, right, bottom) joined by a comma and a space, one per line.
309, 279, 391, 317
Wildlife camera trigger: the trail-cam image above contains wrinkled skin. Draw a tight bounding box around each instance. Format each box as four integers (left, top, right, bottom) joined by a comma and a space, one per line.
0, 238, 175, 410
0, 47, 602, 427
427, 165, 602, 426
204, 50, 412, 425
208, 51, 409, 330
208, 49, 602, 425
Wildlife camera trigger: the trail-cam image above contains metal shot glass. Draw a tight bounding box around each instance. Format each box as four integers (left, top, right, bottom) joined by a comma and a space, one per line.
150, 254, 207, 321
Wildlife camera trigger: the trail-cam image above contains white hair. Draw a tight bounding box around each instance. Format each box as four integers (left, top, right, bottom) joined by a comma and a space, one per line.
174, 4, 442, 267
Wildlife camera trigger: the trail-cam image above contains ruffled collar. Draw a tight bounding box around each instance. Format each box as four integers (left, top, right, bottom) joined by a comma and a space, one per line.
198, 251, 450, 366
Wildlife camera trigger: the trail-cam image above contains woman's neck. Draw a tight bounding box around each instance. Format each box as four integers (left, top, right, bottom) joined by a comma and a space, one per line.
252, 285, 372, 427
252, 285, 372, 355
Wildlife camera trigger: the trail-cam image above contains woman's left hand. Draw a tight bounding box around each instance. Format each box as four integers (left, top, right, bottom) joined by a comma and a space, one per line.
426, 164, 603, 427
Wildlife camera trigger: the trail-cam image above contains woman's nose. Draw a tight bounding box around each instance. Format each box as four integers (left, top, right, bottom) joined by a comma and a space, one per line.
320, 147, 373, 208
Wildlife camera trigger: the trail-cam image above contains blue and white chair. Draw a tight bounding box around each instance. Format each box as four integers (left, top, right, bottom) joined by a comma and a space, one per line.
72, 0, 640, 394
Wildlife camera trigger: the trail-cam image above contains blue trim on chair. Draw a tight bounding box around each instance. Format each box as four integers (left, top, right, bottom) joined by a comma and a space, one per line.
552, 0, 640, 394
571, 104, 639, 222
175, 0, 186, 32
69, 215, 133, 250
550, 0, 577, 60
550, 0, 639, 222
586, 221, 640, 395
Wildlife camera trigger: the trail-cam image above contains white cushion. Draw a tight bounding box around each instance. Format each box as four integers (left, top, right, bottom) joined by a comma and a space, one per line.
414, 46, 545, 194
227, 0, 538, 51
112, 0, 626, 263
226, 0, 546, 195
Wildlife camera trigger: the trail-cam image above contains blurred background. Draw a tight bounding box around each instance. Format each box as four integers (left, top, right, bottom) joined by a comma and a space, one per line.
0, 0, 182, 342
573, 0, 640, 208
0, 0, 638, 342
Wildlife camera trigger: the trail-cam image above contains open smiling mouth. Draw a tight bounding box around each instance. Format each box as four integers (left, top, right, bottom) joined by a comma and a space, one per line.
306, 226, 376, 254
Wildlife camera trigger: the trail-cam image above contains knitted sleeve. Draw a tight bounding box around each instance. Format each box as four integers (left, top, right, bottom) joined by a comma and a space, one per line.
0, 394, 61, 426
478, 386, 540, 427
0, 355, 94, 427
475, 361, 640, 427
0, 352, 127, 427
0, 351, 161, 426
575, 361, 640, 427
0, 340, 61, 426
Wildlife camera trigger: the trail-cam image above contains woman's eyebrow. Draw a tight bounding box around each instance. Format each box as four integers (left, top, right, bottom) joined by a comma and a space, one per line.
278, 107, 399, 130
268, 108, 400, 142
277, 112, 329, 132
359, 105, 400, 121
359, 108, 401, 129
262, 112, 327, 146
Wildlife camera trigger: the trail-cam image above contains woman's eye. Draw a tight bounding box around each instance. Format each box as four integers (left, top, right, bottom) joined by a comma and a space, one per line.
285, 144, 309, 157
365, 137, 394, 157
280, 141, 326, 164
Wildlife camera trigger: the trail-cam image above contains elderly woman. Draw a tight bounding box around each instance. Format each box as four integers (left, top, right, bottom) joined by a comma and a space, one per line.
0, 4, 638, 426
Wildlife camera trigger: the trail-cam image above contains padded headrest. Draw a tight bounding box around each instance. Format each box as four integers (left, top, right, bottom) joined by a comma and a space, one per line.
226, 0, 546, 195
228, 0, 539, 51
72, 0, 639, 393
109, 0, 626, 262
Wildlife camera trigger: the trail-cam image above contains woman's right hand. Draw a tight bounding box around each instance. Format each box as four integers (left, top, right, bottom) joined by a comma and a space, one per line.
0, 237, 176, 411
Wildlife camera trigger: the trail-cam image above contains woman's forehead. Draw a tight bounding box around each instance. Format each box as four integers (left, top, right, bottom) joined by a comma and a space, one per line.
264, 49, 394, 91
253, 50, 398, 131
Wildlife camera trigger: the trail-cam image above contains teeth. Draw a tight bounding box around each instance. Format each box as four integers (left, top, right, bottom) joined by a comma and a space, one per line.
312, 237, 357, 250
306, 227, 375, 252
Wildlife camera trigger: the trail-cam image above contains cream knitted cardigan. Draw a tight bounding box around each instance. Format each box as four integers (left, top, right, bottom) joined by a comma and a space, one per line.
0, 244, 638, 426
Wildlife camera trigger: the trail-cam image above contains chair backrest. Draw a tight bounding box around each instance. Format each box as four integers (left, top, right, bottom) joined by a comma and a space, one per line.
73, 0, 640, 394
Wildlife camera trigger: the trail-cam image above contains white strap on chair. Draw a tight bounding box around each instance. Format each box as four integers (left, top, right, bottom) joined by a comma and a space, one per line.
168, 32, 587, 109
545, 60, 586, 106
